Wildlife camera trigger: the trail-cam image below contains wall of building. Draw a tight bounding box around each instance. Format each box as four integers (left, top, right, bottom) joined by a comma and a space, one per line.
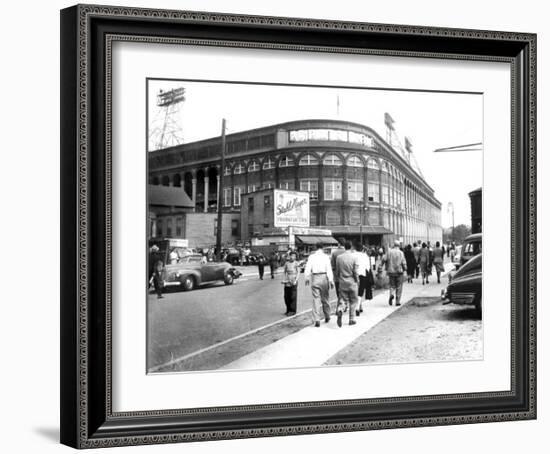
149, 120, 443, 248
240, 189, 277, 239
152, 211, 241, 249
183, 212, 241, 248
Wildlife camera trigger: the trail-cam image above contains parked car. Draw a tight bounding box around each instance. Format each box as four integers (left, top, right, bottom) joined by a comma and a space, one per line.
149, 240, 240, 292
442, 253, 482, 313
223, 247, 241, 265
460, 233, 482, 267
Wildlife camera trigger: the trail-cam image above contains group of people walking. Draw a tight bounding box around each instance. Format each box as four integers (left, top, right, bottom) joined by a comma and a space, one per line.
300, 241, 375, 328
403, 241, 446, 285
277, 238, 448, 328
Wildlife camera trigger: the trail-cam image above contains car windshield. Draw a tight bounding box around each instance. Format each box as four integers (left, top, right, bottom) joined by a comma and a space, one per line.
463, 240, 482, 255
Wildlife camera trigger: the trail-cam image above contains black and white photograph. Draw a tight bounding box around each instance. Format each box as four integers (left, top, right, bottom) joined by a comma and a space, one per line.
146, 79, 483, 374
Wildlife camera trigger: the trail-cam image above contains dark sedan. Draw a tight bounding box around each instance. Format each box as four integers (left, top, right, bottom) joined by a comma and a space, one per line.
442, 253, 482, 313
150, 251, 241, 292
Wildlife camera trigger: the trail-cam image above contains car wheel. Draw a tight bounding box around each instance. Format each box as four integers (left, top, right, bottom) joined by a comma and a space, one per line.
181, 276, 195, 291
224, 273, 234, 285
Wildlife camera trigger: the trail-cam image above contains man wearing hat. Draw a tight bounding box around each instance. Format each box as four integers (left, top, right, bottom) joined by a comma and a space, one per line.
383, 240, 407, 306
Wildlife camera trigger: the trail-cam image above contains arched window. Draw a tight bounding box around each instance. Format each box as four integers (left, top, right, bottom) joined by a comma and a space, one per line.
381, 161, 389, 173
233, 163, 245, 174
279, 155, 294, 167
299, 154, 319, 166
347, 155, 363, 167
263, 157, 275, 170
366, 158, 379, 170
322, 154, 343, 166
248, 160, 260, 172
223, 166, 232, 176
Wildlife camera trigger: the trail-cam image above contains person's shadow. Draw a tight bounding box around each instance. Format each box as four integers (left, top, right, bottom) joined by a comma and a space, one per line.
34, 426, 59, 443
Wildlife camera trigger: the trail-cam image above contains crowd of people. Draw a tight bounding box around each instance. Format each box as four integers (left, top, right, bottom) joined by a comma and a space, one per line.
275, 238, 453, 328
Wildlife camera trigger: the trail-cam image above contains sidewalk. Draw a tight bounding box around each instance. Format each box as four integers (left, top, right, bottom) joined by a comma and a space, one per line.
220, 262, 454, 371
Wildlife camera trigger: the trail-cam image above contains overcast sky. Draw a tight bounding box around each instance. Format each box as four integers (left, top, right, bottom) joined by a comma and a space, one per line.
148, 79, 482, 228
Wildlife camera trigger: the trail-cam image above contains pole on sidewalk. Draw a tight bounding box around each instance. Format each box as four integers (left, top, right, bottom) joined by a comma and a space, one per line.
215, 119, 226, 262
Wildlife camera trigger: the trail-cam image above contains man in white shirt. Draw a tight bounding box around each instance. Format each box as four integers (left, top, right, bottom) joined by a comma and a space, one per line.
305, 243, 335, 327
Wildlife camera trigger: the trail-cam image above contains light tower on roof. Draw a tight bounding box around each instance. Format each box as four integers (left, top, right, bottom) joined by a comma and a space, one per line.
149, 87, 186, 151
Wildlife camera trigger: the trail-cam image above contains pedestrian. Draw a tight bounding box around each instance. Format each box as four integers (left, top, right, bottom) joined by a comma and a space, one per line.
427, 241, 434, 278
404, 244, 416, 283
450, 245, 456, 262
375, 246, 387, 288
149, 260, 166, 299
432, 241, 445, 283
412, 242, 421, 279
330, 239, 346, 310
356, 247, 374, 316
304, 242, 335, 327
383, 240, 407, 306
282, 251, 300, 316
257, 253, 266, 280
419, 242, 431, 285
239, 248, 245, 266
335, 241, 360, 326
269, 251, 279, 279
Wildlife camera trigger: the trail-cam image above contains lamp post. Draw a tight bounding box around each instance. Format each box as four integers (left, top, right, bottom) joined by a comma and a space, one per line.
447, 201, 455, 243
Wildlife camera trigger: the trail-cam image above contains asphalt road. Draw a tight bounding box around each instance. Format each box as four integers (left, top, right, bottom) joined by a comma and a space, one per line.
147, 268, 330, 370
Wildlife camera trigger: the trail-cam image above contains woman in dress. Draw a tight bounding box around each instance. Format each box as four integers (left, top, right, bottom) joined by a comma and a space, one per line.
432, 241, 445, 283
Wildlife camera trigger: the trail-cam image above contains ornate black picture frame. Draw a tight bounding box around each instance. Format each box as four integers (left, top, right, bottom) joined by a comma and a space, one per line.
60, 4, 536, 449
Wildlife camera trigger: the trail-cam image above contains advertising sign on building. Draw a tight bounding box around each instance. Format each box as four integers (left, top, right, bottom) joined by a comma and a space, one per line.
273, 189, 310, 228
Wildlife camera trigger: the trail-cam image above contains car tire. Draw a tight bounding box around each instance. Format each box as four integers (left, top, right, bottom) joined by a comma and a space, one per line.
224, 273, 234, 285
181, 276, 195, 291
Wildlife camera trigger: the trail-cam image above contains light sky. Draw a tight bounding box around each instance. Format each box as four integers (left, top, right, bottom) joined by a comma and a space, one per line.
148, 79, 482, 228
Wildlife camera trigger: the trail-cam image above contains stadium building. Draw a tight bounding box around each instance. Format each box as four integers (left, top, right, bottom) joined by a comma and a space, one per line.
148, 119, 442, 248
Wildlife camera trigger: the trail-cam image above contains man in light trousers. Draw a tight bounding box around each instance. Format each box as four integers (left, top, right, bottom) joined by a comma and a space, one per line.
305, 243, 334, 327
335, 241, 360, 327
384, 240, 407, 306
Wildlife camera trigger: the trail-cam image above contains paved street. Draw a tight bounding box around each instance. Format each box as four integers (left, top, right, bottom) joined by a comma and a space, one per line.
148, 259, 477, 373
147, 267, 321, 371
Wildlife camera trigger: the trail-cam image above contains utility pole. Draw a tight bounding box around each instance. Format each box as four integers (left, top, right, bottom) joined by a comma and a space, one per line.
215, 119, 226, 261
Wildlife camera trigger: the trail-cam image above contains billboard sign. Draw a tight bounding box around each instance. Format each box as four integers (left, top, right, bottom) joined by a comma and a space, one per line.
273, 189, 310, 228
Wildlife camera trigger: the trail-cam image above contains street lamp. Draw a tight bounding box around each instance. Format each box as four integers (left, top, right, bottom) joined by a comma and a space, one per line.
447, 201, 455, 243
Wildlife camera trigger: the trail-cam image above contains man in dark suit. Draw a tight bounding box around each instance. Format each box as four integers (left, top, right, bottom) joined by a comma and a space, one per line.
335, 241, 360, 327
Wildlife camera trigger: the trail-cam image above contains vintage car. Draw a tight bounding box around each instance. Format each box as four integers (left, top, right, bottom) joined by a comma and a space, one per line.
442, 253, 482, 313
149, 239, 241, 291
459, 233, 482, 267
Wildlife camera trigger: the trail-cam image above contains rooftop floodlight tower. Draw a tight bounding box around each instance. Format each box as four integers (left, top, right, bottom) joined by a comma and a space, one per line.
149, 87, 186, 151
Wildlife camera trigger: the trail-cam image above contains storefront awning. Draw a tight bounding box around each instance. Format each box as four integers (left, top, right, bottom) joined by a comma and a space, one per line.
295, 235, 339, 245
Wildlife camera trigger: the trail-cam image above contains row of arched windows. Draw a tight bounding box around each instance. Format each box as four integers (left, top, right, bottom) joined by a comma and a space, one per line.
221, 152, 407, 181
